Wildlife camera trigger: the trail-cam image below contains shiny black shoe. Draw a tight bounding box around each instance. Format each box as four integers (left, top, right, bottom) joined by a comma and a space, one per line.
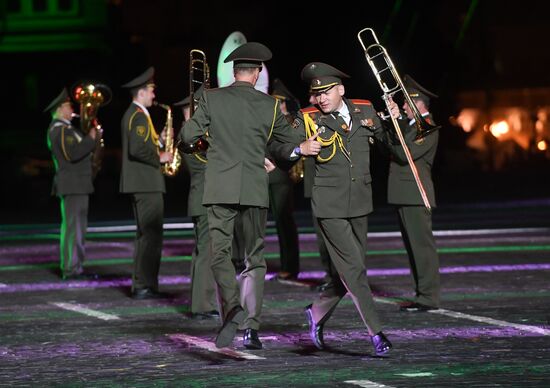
304, 304, 325, 350
399, 302, 438, 312
243, 328, 262, 349
130, 287, 164, 300
315, 281, 335, 293
371, 332, 392, 356
215, 306, 245, 348
187, 310, 220, 320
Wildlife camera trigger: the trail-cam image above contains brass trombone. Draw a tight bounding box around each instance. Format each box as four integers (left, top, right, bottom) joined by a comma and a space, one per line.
179, 49, 210, 154
189, 49, 210, 116
357, 27, 436, 212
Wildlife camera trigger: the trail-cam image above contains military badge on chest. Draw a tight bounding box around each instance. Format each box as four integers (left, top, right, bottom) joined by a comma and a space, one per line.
136, 126, 146, 137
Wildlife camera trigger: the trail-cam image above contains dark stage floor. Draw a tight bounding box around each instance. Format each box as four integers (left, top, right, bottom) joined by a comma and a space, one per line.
1, 202, 550, 387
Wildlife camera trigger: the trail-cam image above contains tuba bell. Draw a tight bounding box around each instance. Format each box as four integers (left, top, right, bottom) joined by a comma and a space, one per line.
72, 82, 111, 178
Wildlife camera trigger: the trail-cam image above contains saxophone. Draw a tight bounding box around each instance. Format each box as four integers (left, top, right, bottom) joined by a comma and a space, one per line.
155, 102, 182, 176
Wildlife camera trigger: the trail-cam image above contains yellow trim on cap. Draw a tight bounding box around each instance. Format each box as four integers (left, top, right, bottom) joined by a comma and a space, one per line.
310, 82, 339, 91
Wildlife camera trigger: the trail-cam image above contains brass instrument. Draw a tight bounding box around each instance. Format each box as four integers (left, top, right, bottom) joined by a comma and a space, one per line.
289, 157, 305, 183
179, 49, 210, 154
72, 82, 111, 178
357, 28, 436, 212
155, 102, 181, 176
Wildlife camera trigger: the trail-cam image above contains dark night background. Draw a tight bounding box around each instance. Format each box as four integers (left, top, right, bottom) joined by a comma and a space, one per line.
1, 0, 549, 225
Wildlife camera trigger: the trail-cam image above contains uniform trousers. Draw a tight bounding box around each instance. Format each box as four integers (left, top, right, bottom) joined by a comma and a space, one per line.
207, 204, 267, 330
131, 192, 163, 291
310, 216, 382, 335
190, 214, 217, 313
397, 205, 440, 307
60, 194, 89, 277
269, 181, 299, 275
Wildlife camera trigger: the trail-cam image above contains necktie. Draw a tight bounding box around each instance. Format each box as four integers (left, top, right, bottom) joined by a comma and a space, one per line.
334, 111, 350, 132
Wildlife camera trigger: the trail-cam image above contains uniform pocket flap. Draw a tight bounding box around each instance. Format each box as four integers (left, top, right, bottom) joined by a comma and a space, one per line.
314, 176, 340, 187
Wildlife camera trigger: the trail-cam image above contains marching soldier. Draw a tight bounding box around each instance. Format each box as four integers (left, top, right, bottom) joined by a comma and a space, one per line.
46, 88, 98, 280
182, 42, 319, 349
295, 62, 396, 356
120, 67, 173, 299
385, 75, 441, 312
174, 86, 219, 319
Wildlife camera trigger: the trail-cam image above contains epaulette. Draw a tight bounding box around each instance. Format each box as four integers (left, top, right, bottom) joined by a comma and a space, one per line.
350, 99, 372, 105
300, 106, 320, 114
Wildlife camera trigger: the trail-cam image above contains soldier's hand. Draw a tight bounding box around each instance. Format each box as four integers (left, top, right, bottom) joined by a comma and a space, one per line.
160, 151, 174, 163
160, 128, 168, 143
388, 97, 401, 119
299, 131, 321, 156
264, 158, 276, 173
88, 127, 97, 140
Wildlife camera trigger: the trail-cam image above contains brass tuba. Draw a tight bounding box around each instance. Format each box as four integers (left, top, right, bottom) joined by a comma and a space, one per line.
155, 102, 182, 176
357, 28, 436, 212
178, 49, 210, 154
72, 82, 111, 178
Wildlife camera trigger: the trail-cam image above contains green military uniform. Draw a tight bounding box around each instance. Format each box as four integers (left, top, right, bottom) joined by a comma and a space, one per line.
269, 78, 300, 278
182, 43, 301, 333
46, 88, 96, 279
386, 75, 440, 309
120, 67, 165, 293
174, 88, 218, 315
303, 124, 337, 288
296, 63, 386, 336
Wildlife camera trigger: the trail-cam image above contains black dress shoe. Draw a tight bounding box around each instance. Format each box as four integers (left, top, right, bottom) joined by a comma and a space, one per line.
399, 302, 438, 312
275, 271, 298, 281
304, 304, 325, 350
371, 332, 392, 356
130, 288, 163, 300
243, 328, 262, 349
315, 281, 335, 293
187, 310, 220, 320
215, 306, 245, 348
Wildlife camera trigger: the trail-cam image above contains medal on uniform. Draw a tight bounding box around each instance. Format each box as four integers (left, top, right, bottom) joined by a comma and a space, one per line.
341, 123, 348, 131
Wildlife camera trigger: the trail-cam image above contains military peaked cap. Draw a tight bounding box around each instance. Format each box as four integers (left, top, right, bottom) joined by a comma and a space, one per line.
271, 78, 298, 102
173, 84, 205, 107
44, 87, 71, 113
301, 62, 350, 93
121, 66, 155, 89
224, 42, 272, 68
403, 74, 438, 102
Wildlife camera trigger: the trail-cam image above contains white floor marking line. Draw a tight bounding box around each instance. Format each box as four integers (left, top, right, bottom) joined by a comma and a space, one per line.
345, 380, 394, 387
429, 308, 550, 336
375, 297, 550, 336
168, 333, 266, 360
50, 302, 120, 321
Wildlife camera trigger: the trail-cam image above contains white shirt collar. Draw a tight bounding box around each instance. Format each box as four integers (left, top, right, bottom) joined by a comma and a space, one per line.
133, 101, 150, 117
337, 101, 350, 120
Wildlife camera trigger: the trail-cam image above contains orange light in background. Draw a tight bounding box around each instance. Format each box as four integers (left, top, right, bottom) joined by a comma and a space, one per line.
537, 140, 547, 151
489, 121, 509, 138
456, 109, 478, 133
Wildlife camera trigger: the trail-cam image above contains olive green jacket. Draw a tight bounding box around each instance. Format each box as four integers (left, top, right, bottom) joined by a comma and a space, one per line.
47, 118, 95, 196
295, 98, 385, 218
120, 103, 165, 194
386, 113, 438, 206
182, 81, 301, 208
